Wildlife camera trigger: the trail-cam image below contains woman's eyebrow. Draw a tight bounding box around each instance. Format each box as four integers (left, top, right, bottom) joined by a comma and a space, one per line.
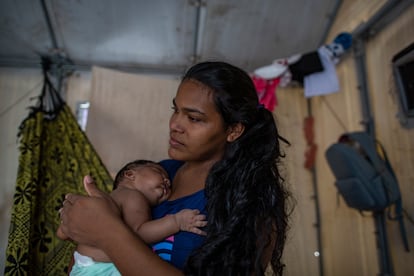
172, 98, 206, 116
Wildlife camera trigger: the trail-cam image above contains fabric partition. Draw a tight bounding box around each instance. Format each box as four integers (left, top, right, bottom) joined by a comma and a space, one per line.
4, 63, 113, 275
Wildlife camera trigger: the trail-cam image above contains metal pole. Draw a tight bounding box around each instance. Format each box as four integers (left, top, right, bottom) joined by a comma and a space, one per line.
374, 211, 394, 276
352, 38, 375, 135
307, 100, 324, 276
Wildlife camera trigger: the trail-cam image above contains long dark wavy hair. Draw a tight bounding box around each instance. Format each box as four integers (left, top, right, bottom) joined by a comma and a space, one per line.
182, 61, 291, 275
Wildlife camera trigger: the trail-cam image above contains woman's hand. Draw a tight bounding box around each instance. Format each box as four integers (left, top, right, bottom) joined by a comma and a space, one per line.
57, 175, 121, 248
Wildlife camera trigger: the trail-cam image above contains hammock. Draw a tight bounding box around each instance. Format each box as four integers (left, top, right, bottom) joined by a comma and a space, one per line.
4, 60, 113, 275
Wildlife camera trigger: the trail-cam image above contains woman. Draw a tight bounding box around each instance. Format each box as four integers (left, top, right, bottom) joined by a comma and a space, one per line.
59, 61, 291, 275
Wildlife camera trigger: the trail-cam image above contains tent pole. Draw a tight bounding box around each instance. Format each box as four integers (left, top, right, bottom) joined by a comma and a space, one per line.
374, 211, 394, 276
306, 100, 324, 276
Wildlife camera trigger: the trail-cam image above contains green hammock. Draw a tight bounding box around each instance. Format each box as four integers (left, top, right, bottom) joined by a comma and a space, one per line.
4, 63, 113, 275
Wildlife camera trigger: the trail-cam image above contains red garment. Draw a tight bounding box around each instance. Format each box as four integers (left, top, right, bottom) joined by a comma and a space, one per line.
251, 76, 280, 112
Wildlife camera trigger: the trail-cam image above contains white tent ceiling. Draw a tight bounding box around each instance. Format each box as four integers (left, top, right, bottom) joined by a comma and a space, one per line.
0, 0, 342, 74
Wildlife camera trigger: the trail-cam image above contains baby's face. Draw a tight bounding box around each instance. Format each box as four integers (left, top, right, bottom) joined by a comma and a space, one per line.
132, 164, 171, 206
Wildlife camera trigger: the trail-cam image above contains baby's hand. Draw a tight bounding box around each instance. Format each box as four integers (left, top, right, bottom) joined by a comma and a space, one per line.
174, 209, 207, 235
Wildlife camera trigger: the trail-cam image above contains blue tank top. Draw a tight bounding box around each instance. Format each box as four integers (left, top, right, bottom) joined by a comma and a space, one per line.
152, 160, 207, 270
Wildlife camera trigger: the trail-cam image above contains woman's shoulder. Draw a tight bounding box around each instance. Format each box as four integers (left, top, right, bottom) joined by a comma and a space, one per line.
158, 159, 184, 180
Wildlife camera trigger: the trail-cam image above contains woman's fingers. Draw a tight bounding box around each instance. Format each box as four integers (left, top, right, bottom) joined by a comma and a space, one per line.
56, 175, 98, 241
59, 194, 86, 226
56, 175, 123, 247
56, 224, 70, 240
62, 193, 77, 207
83, 175, 107, 198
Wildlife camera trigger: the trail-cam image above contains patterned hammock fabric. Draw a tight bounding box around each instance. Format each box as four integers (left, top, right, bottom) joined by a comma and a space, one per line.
4, 70, 113, 275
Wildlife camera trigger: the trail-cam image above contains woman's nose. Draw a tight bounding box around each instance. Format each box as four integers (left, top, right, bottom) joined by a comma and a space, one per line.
169, 113, 184, 133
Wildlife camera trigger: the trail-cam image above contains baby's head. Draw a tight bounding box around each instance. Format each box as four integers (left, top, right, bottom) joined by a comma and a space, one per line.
113, 160, 171, 205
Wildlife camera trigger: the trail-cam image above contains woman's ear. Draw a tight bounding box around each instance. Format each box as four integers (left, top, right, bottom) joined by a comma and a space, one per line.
226, 123, 245, 142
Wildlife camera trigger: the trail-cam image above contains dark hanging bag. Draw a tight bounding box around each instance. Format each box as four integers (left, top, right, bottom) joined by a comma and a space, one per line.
325, 131, 409, 251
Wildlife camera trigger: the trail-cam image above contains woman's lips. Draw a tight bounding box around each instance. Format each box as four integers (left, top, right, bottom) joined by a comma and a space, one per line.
169, 137, 183, 147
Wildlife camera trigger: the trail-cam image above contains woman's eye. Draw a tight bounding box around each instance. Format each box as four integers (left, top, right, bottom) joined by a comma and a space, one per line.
171, 106, 178, 113
188, 116, 201, 122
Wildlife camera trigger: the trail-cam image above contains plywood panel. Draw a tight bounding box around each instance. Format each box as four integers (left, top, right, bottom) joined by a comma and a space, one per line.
311, 57, 379, 276
326, 0, 387, 41
86, 67, 180, 177
65, 71, 92, 114
310, 0, 414, 275
365, 6, 414, 276
275, 87, 320, 276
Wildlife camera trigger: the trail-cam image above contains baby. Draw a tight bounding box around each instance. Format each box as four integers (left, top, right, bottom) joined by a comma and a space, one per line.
69, 159, 207, 275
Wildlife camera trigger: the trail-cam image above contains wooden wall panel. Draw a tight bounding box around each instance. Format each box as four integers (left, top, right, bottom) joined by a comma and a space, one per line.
65, 71, 92, 114
311, 55, 379, 276
327, 0, 387, 42
311, 0, 414, 275
275, 87, 320, 276
86, 67, 180, 178
365, 6, 414, 276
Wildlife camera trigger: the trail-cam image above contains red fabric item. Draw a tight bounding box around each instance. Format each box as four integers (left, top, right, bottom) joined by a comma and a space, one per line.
303, 116, 314, 144
304, 143, 317, 170
303, 116, 317, 170
252, 76, 281, 111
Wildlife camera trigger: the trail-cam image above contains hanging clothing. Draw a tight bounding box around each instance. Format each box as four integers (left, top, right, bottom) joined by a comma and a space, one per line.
253, 62, 287, 80
4, 61, 113, 275
288, 51, 324, 85
303, 46, 340, 98
252, 76, 281, 112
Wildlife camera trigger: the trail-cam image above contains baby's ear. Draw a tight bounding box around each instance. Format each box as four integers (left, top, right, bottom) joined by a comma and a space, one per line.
123, 169, 135, 180
226, 123, 245, 142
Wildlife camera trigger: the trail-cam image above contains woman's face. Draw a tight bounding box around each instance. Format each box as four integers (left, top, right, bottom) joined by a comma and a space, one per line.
168, 79, 229, 163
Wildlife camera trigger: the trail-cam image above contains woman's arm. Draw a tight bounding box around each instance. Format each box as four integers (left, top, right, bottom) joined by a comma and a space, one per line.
101, 215, 182, 276
58, 176, 183, 276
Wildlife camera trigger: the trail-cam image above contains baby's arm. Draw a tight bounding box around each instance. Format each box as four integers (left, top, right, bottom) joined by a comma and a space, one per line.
138, 209, 207, 244
172, 209, 207, 235
113, 189, 207, 244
